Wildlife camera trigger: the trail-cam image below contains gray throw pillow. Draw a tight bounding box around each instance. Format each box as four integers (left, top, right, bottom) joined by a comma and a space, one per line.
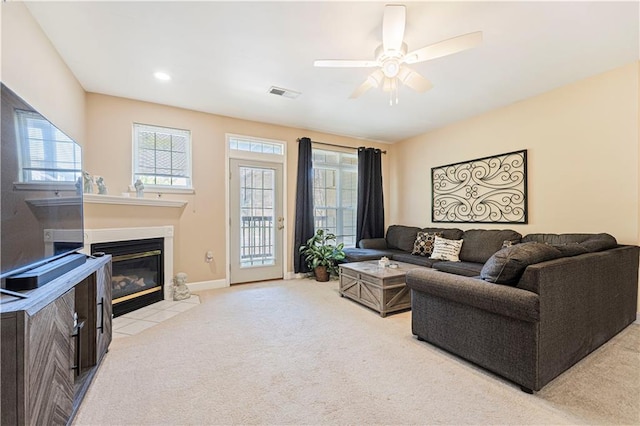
481, 242, 562, 285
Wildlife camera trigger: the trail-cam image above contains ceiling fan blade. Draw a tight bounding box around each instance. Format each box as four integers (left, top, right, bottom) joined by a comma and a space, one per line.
314, 60, 379, 68
382, 4, 406, 52
350, 80, 375, 99
350, 69, 384, 98
398, 67, 433, 92
403, 31, 483, 65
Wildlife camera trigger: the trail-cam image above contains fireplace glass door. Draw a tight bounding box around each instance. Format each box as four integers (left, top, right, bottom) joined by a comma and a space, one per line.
112, 250, 161, 303
92, 238, 164, 317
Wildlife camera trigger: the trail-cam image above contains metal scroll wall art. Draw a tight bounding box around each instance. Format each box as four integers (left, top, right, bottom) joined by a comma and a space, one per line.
432, 150, 527, 223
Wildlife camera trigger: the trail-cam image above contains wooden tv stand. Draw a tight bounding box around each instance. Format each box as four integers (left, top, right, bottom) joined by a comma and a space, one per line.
1, 255, 112, 425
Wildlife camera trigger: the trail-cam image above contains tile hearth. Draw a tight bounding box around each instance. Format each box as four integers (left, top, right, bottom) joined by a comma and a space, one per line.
112, 295, 200, 338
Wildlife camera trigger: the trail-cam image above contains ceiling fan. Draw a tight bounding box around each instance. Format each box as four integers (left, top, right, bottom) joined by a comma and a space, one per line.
314, 4, 482, 105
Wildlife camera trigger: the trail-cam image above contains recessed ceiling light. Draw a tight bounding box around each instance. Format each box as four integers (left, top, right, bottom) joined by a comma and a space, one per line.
154, 72, 171, 81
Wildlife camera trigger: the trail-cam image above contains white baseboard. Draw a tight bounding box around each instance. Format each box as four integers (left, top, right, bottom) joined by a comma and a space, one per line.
285, 271, 309, 280
635, 313, 640, 325
187, 279, 228, 292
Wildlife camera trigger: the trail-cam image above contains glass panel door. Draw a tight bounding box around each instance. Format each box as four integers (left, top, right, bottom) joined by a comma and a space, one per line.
229, 159, 283, 284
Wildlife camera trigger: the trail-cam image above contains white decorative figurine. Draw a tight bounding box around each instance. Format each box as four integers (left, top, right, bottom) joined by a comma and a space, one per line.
83, 171, 94, 194
96, 176, 108, 194
173, 272, 191, 301
134, 178, 145, 198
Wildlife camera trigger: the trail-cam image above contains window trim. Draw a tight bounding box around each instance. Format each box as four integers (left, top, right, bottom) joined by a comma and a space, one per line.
132, 122, 193, 190
227, 133, 285, 163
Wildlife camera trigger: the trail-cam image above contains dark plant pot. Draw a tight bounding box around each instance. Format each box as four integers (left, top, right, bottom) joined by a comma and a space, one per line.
314, 265, 330, 282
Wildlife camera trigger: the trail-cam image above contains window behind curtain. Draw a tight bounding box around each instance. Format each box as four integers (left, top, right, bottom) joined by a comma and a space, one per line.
16, 110, 81, 183
133, 123, 192, 189
312, 149, 358, 247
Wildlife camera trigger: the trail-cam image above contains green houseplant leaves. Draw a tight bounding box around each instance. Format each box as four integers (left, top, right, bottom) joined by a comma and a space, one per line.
299, 229, 346, 280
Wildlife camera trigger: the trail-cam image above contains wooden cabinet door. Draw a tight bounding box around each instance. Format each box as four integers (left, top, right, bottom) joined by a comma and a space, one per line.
26, 289, 75, 425
96, 261, 112, 361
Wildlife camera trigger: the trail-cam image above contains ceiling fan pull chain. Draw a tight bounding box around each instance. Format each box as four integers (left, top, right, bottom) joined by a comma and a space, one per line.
395, 79, 399, 105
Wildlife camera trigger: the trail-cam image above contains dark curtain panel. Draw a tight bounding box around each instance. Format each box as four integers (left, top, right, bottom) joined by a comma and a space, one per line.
356, 147, 385, 245
293, 137, 315, 273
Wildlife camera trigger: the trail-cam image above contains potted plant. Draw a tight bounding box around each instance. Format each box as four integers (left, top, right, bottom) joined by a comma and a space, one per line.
299, 229, 346, 282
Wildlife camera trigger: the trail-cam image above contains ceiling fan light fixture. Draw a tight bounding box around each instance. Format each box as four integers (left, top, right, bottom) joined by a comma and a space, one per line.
382, 60, 400, 78
314, 5, 482, 104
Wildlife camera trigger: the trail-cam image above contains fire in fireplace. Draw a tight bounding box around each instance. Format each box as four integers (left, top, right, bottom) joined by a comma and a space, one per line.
92, 238, 164, 317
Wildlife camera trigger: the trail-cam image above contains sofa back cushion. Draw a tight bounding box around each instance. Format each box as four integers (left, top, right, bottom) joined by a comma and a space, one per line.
422, 227, 464, 241
385, 225, 421, 252
459, 229, 522, 263
522, 233, 617, 252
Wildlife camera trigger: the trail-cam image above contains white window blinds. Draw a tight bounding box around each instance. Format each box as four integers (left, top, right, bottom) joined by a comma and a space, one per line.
133, 123, 192, 188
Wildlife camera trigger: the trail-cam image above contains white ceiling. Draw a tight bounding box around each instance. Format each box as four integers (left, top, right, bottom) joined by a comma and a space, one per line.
25, 1, 639, 143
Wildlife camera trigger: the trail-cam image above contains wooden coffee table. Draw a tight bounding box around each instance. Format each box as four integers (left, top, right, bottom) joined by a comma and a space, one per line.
339, 260, 422, 317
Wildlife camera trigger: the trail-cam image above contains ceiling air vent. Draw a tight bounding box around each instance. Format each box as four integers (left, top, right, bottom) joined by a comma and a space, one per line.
268, 86, 301, 99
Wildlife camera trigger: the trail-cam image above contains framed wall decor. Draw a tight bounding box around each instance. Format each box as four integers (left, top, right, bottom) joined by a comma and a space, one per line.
431, 150, 527, 224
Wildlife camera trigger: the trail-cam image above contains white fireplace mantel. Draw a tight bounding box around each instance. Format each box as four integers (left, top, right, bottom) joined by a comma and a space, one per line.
83, 194, 186, 208
80, 226, 174, 300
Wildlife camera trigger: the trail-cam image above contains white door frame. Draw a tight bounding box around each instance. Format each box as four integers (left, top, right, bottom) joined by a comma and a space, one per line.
225, 134, 287, 285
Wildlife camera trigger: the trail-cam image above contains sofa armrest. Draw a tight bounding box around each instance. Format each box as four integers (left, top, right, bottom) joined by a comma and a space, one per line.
358, 238, 388, 250
406, 269, 539, 322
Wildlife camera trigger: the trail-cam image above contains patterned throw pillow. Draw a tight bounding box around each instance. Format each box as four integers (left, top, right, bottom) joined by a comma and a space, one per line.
430, 236, 464, 262
412, 232, 442, 256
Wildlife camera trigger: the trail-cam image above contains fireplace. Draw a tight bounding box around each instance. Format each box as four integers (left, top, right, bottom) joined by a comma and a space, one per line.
92, 238, 164, 317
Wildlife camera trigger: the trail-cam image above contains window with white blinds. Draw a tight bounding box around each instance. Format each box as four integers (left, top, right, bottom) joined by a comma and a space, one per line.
16, 110, 81, 183
133, 123, 192, 189
312, 149, 358, 248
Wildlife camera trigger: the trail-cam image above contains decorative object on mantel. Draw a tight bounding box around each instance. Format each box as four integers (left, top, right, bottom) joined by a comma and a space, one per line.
83, 171, 94, 193
134, 179, 145, 198
173, 272, 191, 301
432, 150, 527, 224
96, 176, 108, 194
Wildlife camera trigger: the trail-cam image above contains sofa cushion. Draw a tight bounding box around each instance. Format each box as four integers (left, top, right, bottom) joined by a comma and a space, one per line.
459, 229, 522, 263
551, 243, 589, 257
386, 225, 421, 252
481, 242, 562, 285
433, 261, 484, 277
392, 253, 442, 267
430, 236, 463, 262
411, 232, 441, 256
343, 248, 403, 262
522, 233, 617, 252
421, 227, 464, 241
358, 238, 388, 250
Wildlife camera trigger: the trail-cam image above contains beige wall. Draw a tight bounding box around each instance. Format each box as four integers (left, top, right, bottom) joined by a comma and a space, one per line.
390, 62, 639, 245
1, 2, 85, 143
84, 93, 390, 284
391, 61, 639, 307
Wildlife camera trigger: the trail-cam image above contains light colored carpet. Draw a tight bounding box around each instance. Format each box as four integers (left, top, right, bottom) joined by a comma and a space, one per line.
74, 279, 640, 425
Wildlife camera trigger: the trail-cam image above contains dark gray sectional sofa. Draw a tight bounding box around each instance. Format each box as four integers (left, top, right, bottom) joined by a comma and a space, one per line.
344, 225, 639, 392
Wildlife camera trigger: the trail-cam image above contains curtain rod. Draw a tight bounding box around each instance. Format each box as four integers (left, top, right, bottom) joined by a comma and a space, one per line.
297, 138, 387, 154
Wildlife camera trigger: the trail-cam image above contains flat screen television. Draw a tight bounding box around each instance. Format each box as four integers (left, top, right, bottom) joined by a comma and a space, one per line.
1, 83, 85, 291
